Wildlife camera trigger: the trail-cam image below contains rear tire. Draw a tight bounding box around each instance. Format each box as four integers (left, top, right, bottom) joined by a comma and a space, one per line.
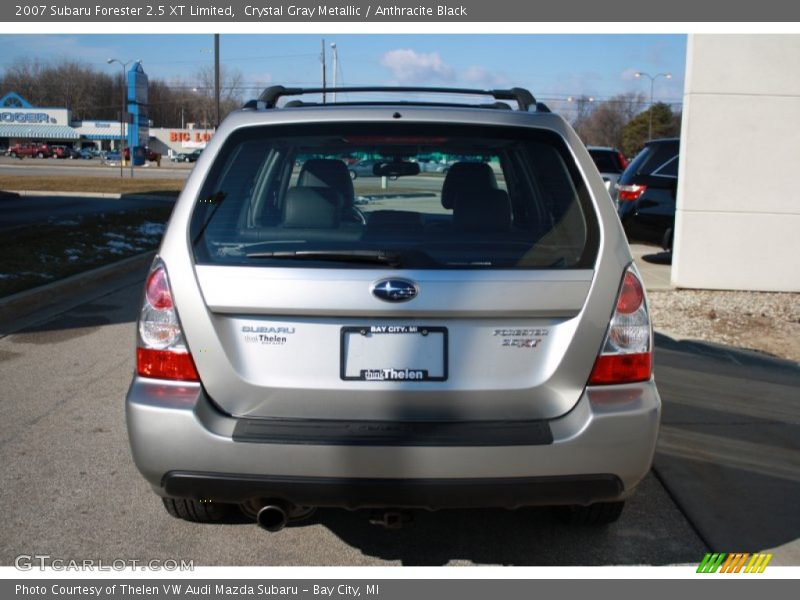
161, 497, 230, 523
554, 501, 625, 525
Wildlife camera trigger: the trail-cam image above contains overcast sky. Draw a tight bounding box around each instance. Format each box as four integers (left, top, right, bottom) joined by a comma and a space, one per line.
0, 34, 687, 109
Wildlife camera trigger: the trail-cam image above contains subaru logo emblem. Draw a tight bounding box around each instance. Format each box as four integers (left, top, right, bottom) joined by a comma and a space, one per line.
371, 279, 418, 302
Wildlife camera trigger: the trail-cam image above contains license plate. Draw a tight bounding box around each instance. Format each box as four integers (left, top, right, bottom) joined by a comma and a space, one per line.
340, 326, 448, 381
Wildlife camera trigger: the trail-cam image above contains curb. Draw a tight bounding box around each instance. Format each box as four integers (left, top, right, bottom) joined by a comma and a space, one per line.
0, 251, 154, 329
3, 190, 178, 201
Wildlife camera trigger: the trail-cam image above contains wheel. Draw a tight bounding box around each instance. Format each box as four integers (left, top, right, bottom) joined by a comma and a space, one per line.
553, 501, 625, 525
37, 152, 44, 158
184, 157, 190, 162
349, 170, 357, 180
161, 497, 230, 523
10, 152, 17, 158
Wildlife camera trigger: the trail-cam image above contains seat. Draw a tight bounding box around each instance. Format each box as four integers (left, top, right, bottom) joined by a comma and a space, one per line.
440, 162, 498, 210
454, 189, 512, 233
297, 159, 355, 211
282, 187, 341, 229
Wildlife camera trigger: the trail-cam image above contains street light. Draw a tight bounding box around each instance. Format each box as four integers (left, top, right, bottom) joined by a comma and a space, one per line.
635, 71, 672, 141
107, 57, 138, 178
191, 87, 209, 129
330, 42, 338, 102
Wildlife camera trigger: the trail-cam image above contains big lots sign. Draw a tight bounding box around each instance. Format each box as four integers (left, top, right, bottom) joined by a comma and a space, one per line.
170, 131, 213, 143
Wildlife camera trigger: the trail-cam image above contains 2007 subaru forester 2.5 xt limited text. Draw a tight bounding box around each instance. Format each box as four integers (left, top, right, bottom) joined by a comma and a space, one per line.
126, 86, 660, 531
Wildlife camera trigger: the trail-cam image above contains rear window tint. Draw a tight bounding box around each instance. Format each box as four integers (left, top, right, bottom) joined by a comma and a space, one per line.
190, 123, 599, 270
588, 150, 623, 174
653, 155, 679, 177
623, 141, 679, 178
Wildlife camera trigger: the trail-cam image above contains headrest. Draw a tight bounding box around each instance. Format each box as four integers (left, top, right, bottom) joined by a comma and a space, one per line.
454, 189, 512, 233
440, 162, 498, 210
283, 187, 341, 229
297, 158, 355, 208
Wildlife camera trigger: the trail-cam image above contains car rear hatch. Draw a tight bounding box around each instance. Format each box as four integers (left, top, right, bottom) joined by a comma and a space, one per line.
166, 116, 619, 422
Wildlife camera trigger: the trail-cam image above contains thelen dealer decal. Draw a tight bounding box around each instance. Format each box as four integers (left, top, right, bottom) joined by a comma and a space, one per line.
241, 325, 295, 346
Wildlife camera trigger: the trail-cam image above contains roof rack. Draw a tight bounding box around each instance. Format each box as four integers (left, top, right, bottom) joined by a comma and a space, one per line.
243, 85, 548, 112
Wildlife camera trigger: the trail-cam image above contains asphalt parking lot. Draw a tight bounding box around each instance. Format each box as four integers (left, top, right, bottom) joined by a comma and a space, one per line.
0, 263, 798, 566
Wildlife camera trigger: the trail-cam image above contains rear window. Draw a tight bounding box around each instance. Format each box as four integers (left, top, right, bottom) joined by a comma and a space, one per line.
190, 122, 599, 270
588, 149, 623, 174
623, 140, 679, 179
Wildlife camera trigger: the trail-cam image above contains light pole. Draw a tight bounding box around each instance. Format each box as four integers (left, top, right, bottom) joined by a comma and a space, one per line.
566, 95, 594, 126
107, 57, 133, 178
635, 71, 672, 141
214, 34, 220, 128
192, 87, 208, 129
330, 42, 338, 102
321, 39, 327, 103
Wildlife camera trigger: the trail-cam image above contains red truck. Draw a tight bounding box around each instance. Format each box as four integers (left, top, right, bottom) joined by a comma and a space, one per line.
8, 142, 52, 158
123, 146, 162, 164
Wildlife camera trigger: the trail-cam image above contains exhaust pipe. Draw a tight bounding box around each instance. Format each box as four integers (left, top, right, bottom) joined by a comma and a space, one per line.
256, 501, 289, 532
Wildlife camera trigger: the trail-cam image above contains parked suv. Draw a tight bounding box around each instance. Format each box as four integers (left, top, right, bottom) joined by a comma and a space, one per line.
7, 142, 52, 158
126, 86, 660, 531
587, 146, 628, 203
615, 138, 679, 249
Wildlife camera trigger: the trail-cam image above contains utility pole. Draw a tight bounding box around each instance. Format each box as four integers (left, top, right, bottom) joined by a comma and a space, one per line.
214, 34, 220, 128
330, 42, 338, 102
321, 38, 327, 104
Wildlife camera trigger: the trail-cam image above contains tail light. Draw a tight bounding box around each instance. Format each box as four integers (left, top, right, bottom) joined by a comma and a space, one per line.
617, 151, 629, 170
617, 184, 647, 202
588, 266, 652, 385
136, 259, 199, 381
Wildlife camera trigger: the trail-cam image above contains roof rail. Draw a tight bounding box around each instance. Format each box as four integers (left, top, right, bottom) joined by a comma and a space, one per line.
243, 85, 542, 112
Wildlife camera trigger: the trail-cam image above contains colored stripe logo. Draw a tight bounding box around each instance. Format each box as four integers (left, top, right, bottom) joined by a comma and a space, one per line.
697, 553, 773, 573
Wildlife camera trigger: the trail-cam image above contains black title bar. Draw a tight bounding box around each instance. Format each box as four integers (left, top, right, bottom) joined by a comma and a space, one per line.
3, 0, 800, 22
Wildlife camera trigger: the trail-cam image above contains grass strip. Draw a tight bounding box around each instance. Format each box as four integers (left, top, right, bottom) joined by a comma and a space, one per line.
0, 205, 173, 298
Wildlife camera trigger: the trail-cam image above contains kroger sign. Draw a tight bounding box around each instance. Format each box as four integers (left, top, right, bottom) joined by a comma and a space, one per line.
0, 111, 57, 124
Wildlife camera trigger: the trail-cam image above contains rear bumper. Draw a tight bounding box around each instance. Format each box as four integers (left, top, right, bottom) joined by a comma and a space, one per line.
162, 472, 623, 510
126, 378, 660, 508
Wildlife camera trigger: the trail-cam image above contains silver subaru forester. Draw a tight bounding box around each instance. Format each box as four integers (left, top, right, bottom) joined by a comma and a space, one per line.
126, 86, 660, 531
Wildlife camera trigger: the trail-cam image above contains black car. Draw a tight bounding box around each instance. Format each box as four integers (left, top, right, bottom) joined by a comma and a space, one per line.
172, 149, 202, 163
615, 138, 679, 249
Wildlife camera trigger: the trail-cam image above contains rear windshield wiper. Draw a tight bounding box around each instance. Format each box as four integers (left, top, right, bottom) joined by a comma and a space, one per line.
245, 249, 404, 267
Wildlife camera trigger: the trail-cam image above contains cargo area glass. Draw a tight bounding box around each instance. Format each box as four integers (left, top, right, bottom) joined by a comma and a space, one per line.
190, 123, 599, 269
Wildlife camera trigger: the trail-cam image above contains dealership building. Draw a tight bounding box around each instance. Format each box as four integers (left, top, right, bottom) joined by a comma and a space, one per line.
0, 91, 213, 157
0, 61, 213, 157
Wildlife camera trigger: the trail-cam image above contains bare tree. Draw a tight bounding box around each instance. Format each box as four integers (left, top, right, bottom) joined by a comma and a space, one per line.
0, 57, 247, 128
193, 64, 244, 127
573, 92, 646, 150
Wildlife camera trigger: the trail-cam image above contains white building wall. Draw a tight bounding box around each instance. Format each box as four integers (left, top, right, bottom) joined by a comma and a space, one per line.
672, 34, 800, 292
